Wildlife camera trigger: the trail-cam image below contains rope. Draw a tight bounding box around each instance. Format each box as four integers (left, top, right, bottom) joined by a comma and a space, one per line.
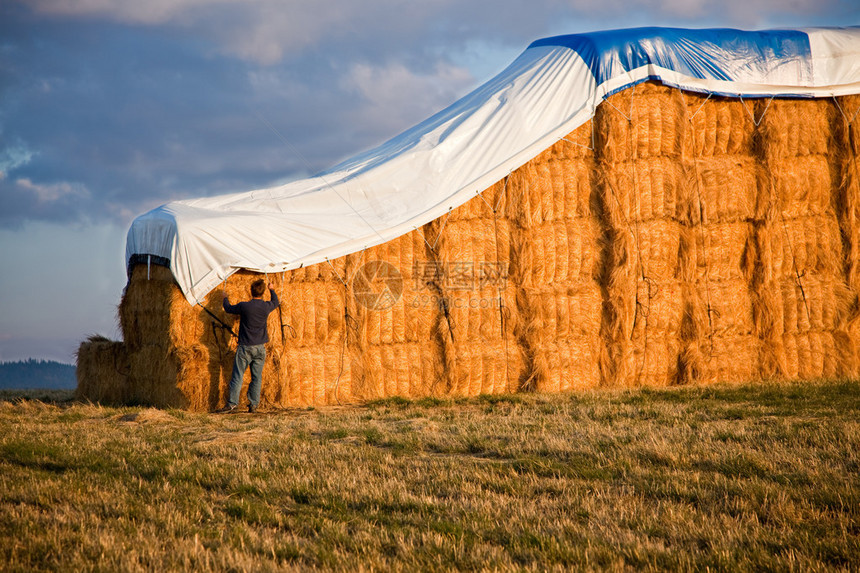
419, 207, 454, 253
773, 177, 813, 326
561, 118, 595, 151
326, 255, 363, 406
197, 302, 237, 338
683, 92, 718, 353
740, 95, 774, 127
832, 96, 860, 126
486, 179, 511, 389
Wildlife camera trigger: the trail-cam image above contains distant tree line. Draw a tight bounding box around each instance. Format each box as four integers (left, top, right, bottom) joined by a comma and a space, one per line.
0, 359, 76, 390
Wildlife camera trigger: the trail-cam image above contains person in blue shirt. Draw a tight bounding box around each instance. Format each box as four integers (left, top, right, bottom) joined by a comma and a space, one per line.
215, 279, 279, 413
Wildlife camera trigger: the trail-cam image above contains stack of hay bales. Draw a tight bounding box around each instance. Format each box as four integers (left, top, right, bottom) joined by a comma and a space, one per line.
351, 229, 442, 400
271, 256, 351, 406
836, 94, 860, 366
755, 99, 854, 379
508, 123, 602, 392
433, 181, 523, 396
114, 263, 209, 408
684, 93, 760, 384
595, 83, 692, 387
77, 81, 860, 409
75, 335, 129, 404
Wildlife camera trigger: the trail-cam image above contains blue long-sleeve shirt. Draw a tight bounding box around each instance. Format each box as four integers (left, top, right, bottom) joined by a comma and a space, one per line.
223, 289, 279, 346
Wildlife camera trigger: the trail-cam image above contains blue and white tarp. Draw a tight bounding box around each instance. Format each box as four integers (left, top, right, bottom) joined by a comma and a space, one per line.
127, 26, 860, 304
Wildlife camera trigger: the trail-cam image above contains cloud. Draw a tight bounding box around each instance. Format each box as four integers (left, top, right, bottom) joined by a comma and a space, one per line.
3, 0, 855, 231
0, 140, 37, 175
14, 177, 88, 203
341, 61, 474, 134
23, 0, 850, 67
0, 176, 91, 227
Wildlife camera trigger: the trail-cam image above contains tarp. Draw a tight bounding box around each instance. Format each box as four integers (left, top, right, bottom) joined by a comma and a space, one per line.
126, 26, 860, 304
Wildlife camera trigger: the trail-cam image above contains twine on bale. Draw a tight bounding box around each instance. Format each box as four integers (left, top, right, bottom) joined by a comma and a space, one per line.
326, 257, 353, 405
473, 174, 513, 389
683, 91, 717, 350
740, 95, 774, 127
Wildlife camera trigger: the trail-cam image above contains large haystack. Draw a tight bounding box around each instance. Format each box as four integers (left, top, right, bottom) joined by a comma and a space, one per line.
77, 82, 860, 409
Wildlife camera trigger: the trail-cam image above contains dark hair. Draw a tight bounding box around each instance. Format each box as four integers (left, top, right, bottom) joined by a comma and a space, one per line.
250, 279, 267, 298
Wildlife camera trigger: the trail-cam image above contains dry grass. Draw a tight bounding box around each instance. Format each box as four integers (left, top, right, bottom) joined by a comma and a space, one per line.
1, 379, 858, 571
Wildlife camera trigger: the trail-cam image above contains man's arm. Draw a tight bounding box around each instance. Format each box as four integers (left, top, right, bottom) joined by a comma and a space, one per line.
268, 283, 279, 309
222, 291, 240, 314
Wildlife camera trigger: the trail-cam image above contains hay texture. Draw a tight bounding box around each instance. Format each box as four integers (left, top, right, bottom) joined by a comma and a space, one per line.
78, 81, 860, 409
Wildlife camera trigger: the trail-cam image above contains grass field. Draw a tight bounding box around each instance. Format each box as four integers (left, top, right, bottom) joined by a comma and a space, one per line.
0, 380, 858, 571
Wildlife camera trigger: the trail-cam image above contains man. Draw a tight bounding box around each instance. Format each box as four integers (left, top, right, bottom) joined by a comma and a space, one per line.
215, 279, 279, 413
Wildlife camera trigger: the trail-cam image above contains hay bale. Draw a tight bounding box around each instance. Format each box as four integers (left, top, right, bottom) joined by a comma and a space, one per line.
760, 98, 832, 158
694, 334, 762, 385
75, 336, 129, 405
601, 158, 689, 224
598, 83, 688, 162
691, 156, 758, 224
686, 92, 754, 156
692, 222, 754, 281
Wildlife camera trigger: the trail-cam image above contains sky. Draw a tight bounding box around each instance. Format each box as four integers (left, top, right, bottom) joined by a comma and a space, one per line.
1, 0, 857, 364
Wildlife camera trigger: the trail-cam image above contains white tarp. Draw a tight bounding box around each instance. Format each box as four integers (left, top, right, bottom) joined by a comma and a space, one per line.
127, 26, 860, 304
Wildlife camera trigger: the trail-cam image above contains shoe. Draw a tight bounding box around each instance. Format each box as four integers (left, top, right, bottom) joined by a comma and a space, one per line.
214, 405, 236, 414
248, 404, 258, 414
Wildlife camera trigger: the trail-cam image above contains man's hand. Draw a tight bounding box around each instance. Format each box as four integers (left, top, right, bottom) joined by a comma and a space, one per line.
221, 290, 228, 299
268, 282, 275, 291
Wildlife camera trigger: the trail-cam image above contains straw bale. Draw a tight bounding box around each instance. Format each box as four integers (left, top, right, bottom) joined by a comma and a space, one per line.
770, 155, 834, 218
75, 336, 130, 405
780, 331, 841, 380
516, 156, 594, 225
686, 93, 754, 156
609, 219, 690, 281
288, 257, 347, 283
692, 222, 753, 281
691, 156, 758, 224
276, 345, 345, 404
525, 284, 603, 340
120, 264, 181, 350
770, 277, 852, 335
100, 83, 860, 409
616, 331, 682, 387
694, 334, 761, 385
597, 82, 688, 162
436, 218, 511, 265
517, 220, 599, 286
606, 276, 685, 387
696, 278, 754, 337
601, 157, 689, 224
447, 177, 511, 222
533, 337, 601, 393
524, 283, 602, 392
760, 98, 832, 159
362, 343, 434, 398
630, 278, 686, 335
447, 339, 521, 396
835, 95, 860, 158
278, 281, 345, 345
354, 227, 445, 399
757, 215, 843, 280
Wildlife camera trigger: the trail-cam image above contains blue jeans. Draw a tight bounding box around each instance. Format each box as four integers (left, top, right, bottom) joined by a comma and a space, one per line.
227, 344, 266, 408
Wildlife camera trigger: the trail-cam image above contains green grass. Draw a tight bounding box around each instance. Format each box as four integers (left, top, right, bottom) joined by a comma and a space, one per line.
0, 380, 858, 571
